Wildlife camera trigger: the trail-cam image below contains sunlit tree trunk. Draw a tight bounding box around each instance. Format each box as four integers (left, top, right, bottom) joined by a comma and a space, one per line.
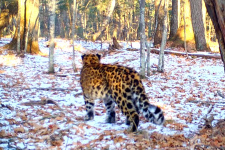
139, 0, 146, 78
169, 0, 180, 39
48, 0, 55, 73
171, 0, 195, 51
190, 0, 210, 51
0, 0, 17, 35
5, 0, 40, 54
158, 0, 168, 72
24, 0, 35, 53
17, 0, 21, 54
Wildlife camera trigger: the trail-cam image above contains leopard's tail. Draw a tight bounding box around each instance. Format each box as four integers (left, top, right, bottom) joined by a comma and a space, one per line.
140, 101, 165, 125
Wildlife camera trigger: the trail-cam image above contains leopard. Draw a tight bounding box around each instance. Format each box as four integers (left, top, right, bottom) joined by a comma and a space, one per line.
80, 54, 164, 132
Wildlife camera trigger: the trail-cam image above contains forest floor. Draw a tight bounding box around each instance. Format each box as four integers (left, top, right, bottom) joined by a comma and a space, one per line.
0, 38, 225, 149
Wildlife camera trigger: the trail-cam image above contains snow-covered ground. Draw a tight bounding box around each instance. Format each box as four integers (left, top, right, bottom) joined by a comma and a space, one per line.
0, 38, 225, 149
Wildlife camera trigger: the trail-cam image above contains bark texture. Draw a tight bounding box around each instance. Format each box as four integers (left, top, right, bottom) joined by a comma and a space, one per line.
190, 0, 209, 51
170, 0, 195, 51
48, 0, 56, 73
169, 0, 180, 39
139, 0, 146, 78
204, 0, 225, 71
158, 0, 168, 72
154, 0, 164, 46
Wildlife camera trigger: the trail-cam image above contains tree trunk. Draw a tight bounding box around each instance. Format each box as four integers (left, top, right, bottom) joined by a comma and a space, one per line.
48, 0, 55, 73
190, 0, 210, 51
154, 0, 164, 46
72, 0, 77, 72
5, 0, 40, 54
169, 0, 180, 39
24, 0, 36, 53
92, 0, 115, 41
170, 0, 195, 52
139, 0, 146, 78
158, 0, 168, 72
204, 0, 225, 72
17, 0, 21, 54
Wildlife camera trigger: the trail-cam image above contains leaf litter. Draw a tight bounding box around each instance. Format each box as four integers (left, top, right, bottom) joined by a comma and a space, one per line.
0, 38, 225, 149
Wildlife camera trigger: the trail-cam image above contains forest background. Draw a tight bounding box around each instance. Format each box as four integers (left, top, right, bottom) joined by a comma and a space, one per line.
0, 0, 222, 51
0, 0, 225, 149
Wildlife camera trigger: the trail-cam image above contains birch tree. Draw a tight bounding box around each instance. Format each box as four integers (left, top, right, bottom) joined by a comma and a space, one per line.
139, 0, 146, 78
48, 0, 55, 73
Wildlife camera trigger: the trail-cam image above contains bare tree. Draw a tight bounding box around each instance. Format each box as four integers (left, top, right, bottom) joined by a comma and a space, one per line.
16, 0, 21, 54
154, 0, 164, 46
24, 0, 35, 53
169, 0, 180, 39
92, 0, 115, 41
158, 0, 168, 72
48, 0, 55, 73
72, 0, 77, 72
5, 0, 40, 54
139, 0, 146, 78
190, 0, 209, 51
170, 0, 195, 51
183, 0, 187, 56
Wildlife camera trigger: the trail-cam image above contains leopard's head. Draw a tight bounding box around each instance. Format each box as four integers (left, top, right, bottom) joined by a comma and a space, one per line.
81, 54, 101, 65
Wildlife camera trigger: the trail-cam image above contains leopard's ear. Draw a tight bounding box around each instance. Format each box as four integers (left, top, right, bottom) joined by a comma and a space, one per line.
96, 54, 101, 60
81, 54, 86, 60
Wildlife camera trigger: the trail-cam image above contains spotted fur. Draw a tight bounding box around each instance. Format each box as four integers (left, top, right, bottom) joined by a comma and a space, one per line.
80, 54, 164, 132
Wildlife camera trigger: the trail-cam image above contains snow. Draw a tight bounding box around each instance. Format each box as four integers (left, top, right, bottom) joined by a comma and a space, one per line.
0, 38, 225, 149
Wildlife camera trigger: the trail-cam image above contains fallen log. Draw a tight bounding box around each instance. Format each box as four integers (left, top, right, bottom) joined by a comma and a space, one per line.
21, 99, 62, 110
126, 47, 221, 59
150, 48, 221, 59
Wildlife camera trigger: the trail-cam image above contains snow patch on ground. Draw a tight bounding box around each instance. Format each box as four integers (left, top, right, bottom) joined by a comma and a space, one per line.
0, 38, 225, 149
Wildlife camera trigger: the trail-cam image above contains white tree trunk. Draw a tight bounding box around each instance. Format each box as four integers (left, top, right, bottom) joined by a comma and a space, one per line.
48, 0, 55, 73
139, 0, 146, 78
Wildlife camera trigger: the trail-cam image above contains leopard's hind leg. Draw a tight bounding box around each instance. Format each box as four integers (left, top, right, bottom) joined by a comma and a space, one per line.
104, 95, 116, 123
84, 97, 95, 121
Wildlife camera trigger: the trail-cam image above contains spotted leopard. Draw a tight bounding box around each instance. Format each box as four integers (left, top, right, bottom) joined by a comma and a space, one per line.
80, 54, 164, 132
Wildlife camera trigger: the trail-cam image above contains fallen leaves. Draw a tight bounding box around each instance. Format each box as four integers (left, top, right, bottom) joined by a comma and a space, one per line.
1, 39, 225, 149
14, 126, 25, 133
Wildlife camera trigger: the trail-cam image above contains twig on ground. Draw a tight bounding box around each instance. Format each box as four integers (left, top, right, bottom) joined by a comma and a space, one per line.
21, 99, 62, 110
202, 104, 215, 128
217, 90, 225, 98
188, 100, 225, 105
